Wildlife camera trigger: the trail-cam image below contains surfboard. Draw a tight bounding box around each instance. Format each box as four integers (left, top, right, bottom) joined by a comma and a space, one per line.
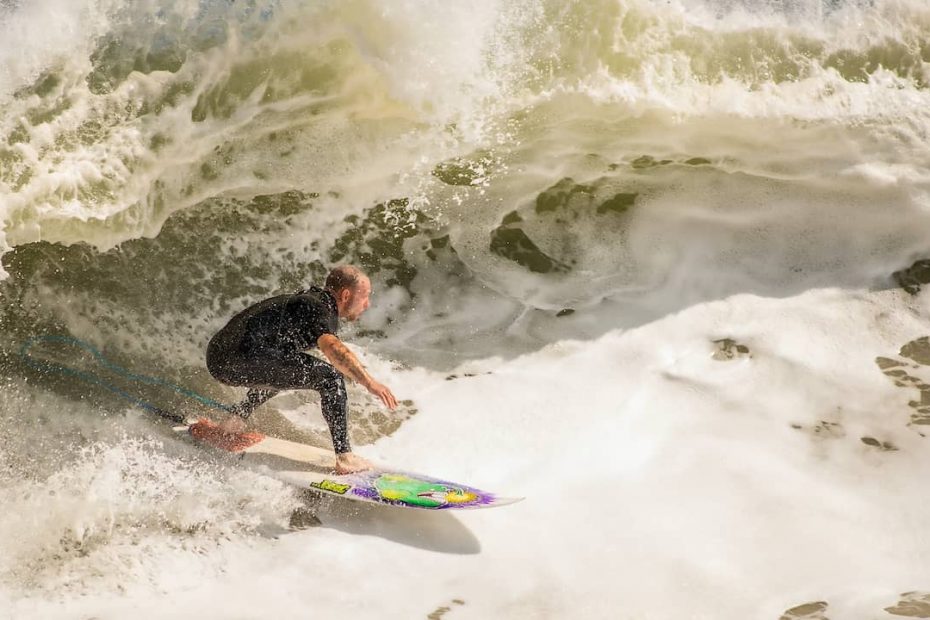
176, 419, 522, 510
18, 335, 521, 510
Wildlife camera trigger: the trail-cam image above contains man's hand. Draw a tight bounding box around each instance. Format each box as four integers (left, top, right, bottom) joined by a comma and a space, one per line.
335, 452, 374, 474
366, 380, 397, 410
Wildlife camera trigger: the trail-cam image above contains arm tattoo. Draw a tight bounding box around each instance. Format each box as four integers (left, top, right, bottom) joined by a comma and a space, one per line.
325, 339, 370, 385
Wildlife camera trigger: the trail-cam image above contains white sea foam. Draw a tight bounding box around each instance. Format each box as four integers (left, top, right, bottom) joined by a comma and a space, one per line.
4, 287, 930, 618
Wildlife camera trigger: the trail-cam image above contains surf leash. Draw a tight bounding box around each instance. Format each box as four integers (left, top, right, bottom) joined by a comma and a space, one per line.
18, 334, 233, 425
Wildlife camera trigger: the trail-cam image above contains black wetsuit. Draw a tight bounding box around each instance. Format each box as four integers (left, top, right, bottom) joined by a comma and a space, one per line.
206, 286, 351, 453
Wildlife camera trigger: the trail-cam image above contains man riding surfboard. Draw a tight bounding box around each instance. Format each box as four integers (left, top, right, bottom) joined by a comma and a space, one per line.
206, 265, 398, 474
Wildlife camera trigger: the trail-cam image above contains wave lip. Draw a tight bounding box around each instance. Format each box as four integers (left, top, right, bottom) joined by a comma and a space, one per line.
3, 1, 930, 271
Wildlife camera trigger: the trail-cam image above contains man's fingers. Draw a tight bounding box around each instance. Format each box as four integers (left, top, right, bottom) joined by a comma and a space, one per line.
380, 389, 397, 410
369, 382, 398, 410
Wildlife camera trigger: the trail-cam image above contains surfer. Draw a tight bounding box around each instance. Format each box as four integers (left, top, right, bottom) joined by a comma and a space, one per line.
206, 265, 398, 474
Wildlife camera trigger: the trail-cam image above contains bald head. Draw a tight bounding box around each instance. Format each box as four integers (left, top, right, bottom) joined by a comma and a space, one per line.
325, 265, 365, 293
325, 265, 371, 321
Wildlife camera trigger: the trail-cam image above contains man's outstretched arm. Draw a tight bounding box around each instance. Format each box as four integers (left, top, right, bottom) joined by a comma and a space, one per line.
317, 334, 398, 410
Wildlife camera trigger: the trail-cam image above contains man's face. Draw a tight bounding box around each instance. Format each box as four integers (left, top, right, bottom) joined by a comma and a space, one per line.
338, 277, 371, 321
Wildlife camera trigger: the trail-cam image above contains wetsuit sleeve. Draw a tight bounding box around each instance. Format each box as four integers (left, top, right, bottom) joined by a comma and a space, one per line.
291, 296, 338, 348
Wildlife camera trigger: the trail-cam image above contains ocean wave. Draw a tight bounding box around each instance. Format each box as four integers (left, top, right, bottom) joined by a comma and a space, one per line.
1, 0, 929, 361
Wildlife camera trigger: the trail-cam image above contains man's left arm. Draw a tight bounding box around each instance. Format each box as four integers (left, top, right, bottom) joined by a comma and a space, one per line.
317, 333, 398, 410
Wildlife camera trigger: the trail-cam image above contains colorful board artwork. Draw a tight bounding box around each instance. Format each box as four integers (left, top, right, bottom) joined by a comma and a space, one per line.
289, 470, 511, 510
178, 419, 521, 511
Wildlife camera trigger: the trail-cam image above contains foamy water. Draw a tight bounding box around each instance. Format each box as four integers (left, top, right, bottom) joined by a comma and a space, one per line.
2, 0, 930, 618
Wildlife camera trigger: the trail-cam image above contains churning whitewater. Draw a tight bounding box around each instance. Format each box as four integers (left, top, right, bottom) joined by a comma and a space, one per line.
2, 0, 930, 618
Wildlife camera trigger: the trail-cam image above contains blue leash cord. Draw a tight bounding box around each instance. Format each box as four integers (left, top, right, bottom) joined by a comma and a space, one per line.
18, 334, 232, 424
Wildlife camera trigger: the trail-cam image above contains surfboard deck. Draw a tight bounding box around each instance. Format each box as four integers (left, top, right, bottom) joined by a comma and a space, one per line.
175, 419, 522, 510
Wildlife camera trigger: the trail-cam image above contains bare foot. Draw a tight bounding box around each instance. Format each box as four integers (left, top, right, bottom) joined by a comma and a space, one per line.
219, 415, 246, 434
334, 452, 374, 474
